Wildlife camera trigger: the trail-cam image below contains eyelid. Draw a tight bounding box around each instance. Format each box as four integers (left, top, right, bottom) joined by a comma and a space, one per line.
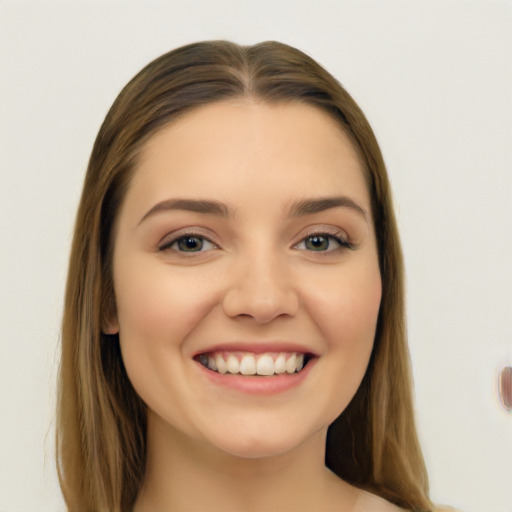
158, 229, 219, 252
297, 225, 350, 242
157, 225, 352, 253
293, 227, 352, 252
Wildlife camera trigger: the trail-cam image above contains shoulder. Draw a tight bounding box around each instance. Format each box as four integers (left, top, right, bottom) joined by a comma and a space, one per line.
352, 491, 462, 512
352, 490, 407, 512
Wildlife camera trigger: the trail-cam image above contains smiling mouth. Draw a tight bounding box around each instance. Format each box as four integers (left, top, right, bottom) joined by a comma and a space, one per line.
195, 351, 313, 376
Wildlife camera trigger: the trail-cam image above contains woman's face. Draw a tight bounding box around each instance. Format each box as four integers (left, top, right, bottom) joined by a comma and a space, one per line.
109, 100, 381, 458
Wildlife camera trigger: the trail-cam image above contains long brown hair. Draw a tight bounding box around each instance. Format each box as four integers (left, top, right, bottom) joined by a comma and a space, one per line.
57, 40, 432, 511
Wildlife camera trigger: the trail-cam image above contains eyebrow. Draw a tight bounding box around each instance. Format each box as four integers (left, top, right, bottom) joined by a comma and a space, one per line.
290, 196, 369, 221
138, 195, 368, 225
138, 198, 230, 225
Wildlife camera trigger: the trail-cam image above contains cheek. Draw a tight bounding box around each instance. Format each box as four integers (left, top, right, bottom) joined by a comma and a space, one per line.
112, 260, 217, 425
313, 268, 381, 417
113, 257, 220, 342
307, 263, 382, 349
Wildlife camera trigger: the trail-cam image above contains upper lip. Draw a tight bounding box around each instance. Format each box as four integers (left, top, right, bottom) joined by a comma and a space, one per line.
193, 341, 319, 358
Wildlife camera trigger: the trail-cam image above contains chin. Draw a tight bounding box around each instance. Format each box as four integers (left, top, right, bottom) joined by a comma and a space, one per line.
203, 423, 320, 461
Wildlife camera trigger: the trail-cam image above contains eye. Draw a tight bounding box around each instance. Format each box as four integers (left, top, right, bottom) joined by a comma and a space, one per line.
295, 233, 351, 252
160, 234, 217, 253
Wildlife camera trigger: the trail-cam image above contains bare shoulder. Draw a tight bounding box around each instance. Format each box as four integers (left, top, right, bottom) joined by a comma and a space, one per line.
352, 490, 407, 511
352, 490, 462, 512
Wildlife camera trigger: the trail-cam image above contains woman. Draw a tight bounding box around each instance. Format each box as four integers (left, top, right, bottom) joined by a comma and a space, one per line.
57, 40, 434, 511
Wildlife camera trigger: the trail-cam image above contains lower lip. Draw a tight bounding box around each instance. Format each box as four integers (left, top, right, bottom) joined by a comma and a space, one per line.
196, 358, 316, 395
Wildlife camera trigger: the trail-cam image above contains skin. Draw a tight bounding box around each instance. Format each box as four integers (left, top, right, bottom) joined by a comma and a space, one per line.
108, 100, 385, 511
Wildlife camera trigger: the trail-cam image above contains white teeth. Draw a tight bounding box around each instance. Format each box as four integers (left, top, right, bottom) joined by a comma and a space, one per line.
285, 353, 297, 374
200, 351, 308, 376
226, 355, 240, 374
215, 354, 227, 374
240, 354, 256, 375
274, 353, 286, 374
256, 354, 275, 376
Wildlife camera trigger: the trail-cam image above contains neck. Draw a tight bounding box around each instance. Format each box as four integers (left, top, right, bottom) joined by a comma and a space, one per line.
134, 412, 359, 512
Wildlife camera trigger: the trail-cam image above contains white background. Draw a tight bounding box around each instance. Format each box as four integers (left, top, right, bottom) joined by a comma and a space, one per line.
1, 1, 511, 511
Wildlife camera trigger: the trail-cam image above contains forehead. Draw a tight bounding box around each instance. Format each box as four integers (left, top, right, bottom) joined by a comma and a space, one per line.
140, 99, 361, 166
124, 100, 370, 219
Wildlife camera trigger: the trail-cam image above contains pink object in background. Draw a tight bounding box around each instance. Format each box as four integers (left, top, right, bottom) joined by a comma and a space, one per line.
498, 366, 512, 411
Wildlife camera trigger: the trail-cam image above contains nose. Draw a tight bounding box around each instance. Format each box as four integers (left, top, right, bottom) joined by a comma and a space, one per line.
222, 249, 299, 324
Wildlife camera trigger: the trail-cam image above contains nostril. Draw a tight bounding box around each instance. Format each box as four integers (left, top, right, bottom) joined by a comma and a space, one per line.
221, 273, 300, 324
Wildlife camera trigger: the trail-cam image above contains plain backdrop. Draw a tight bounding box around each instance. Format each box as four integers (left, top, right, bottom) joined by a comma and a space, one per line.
1, 1, 511, 511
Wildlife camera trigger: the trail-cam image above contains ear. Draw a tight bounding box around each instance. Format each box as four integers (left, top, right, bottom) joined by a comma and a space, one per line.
102, 316, 119, 335
102, 295, 119, 335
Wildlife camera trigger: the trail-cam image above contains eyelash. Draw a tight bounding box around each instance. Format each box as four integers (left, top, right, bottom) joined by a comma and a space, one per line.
158, 232, 217, 253
294, 233, 352, 252
158, 231, 352, 254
